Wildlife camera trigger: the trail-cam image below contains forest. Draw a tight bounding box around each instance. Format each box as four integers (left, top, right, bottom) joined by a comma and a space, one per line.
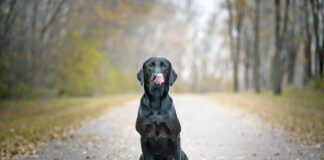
225, 0, 324, 94
0, 0, 154, 98
1, 0, 323, 99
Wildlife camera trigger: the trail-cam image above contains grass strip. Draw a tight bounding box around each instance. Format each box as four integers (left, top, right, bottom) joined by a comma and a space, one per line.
208, 90, 324, 142
0, 94, 138, 158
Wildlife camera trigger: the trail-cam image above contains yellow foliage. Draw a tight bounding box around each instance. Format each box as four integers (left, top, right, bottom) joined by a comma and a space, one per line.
102, 67, 137, 93
56, 31, 104, 95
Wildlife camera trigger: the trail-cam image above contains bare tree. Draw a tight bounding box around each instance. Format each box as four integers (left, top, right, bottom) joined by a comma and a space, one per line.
310, 0, 324, 88
226, 0, 238, 92
303, 0, 313, 85
253, 0, 260, 92
272, 0, 290, 95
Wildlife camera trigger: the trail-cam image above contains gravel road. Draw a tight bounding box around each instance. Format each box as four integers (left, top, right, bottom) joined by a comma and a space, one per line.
17, 94, 323, 160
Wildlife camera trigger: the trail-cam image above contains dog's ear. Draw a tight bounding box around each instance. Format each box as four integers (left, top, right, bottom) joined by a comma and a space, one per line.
137, 68, 144, 85
168, 68, 177, 86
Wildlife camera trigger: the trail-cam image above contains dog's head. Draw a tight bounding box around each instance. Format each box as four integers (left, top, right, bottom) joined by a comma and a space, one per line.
137, 57, 177, 97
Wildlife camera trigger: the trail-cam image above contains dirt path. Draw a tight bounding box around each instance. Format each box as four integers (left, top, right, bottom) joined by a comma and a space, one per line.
17, 94, 323, 160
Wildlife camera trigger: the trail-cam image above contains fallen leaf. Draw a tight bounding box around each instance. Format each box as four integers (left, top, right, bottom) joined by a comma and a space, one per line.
315, 143, 321, 149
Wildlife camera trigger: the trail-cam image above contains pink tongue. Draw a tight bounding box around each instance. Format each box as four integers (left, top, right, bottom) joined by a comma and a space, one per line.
154, 73, 165, 85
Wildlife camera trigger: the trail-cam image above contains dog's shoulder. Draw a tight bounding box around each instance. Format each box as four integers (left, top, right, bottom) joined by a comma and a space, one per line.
137, 94, 150, 116
160, 95, 174, 109
140, 94, 149, 106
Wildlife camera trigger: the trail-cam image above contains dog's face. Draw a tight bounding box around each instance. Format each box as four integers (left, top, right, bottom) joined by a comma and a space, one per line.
137, 57, 177, 96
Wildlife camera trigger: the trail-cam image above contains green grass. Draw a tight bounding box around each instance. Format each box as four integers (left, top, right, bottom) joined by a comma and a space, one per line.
0, 94, 138, 158
208, 90, 324, 142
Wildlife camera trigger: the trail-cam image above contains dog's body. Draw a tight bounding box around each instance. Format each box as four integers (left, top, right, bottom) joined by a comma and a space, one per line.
136, 57, 187, 160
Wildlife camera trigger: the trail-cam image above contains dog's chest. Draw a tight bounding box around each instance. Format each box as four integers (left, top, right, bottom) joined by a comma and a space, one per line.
144, 110, 171, 134
143, 109, 172, 148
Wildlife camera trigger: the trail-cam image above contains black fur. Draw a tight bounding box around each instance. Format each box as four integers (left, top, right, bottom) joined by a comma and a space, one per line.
136, 57, 188, 160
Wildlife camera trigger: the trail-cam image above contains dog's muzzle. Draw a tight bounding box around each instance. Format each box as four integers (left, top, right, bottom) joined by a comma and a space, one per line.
153, 73, 165, 85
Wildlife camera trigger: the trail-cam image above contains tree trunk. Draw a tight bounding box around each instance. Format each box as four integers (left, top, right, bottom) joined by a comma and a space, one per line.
253, 0, 261, 93
272, 0, 289, 95
320, 0, 324, 80
226, 0, 239, 92
310, 0, 321, 88
303, 0, 312, 85
272, 0, 282, 95
287, 44, 298, 84
244, 29, 250, 90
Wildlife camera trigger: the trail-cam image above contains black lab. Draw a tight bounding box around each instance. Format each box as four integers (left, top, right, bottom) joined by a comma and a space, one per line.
136, 57, 188, 160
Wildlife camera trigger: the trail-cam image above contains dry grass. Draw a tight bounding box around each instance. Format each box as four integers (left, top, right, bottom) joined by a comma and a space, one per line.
0, 94, 138, 158
207, 90, 324, 142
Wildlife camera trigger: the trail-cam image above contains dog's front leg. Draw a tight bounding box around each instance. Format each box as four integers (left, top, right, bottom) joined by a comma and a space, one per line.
171, 136, 181, 160
140, 137, 153, 160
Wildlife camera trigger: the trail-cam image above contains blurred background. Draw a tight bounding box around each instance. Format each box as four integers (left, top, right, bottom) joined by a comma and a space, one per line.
0, 0, 323, 98
0, 0, 324, 159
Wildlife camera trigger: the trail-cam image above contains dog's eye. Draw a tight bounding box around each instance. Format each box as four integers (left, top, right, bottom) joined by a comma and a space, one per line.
147, 64, 153, 70
161, 63, 167, 69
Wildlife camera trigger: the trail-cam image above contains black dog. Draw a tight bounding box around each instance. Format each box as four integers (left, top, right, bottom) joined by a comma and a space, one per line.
136, 57, 188, 160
